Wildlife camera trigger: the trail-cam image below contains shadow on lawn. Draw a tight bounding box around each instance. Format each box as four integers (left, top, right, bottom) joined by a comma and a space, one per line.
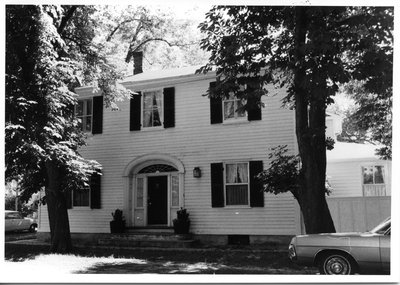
5, 243, 317, 274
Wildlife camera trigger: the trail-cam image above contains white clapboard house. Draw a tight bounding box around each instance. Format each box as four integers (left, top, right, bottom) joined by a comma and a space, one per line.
37, 65, 301, 246
37, 64, 391, 245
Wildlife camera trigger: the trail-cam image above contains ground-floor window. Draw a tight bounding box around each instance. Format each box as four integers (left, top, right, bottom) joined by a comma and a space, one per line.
362, 165, 386, 196
73, 188, 89, 207
225, 162, 249, 206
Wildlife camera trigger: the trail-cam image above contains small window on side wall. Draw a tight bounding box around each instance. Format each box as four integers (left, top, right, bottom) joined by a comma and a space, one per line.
76, 96, 103, 134
362, 165, 386, 196
76, 99, 92, 133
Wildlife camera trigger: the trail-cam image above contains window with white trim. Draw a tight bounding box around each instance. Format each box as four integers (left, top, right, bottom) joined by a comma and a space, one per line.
76, 99, 93, 132
225, 162, 249, 206
363, 165, 385, 184
223, 94, 246, 121
362, 165, 386, 196
143, 90, 163, 128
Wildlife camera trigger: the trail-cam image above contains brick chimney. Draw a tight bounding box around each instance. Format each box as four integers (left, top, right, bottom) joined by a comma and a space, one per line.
133, 51, 143, 75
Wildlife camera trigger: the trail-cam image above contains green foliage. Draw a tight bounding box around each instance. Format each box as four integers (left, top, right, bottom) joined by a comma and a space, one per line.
257, 146, 301, 197
340, 81, 392, 159
92, 5, 209, 73
198, 6, 393, 108
6, 5, 101, 200
111, 209, 125, 222
257, 146, 333, 198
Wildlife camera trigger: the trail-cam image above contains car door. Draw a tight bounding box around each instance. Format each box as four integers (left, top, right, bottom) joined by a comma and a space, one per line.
5, 213, 15, 231
379, 229, 390, 273
14, 212, 26, 231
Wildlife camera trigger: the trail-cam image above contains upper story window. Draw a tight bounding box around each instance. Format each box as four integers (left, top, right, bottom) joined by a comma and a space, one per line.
130, 87, 175, 131
209, 81, 261, 124
143, 90, 163, 128
225, 162, 249, 206
76, 99, 93, 132
223, 94, 246, 121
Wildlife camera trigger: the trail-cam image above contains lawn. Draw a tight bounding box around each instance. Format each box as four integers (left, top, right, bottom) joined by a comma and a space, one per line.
4, 243, 318, 274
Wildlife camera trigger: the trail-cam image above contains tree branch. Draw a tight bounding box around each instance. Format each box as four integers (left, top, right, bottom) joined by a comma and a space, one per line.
58, 6, 78, 34
106, 18, 150, 42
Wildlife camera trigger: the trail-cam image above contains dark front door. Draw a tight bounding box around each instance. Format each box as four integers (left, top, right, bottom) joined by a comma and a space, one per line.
147, 176, 168, 225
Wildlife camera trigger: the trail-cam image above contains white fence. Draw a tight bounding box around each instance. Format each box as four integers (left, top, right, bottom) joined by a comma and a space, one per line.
326, 196, 391, 233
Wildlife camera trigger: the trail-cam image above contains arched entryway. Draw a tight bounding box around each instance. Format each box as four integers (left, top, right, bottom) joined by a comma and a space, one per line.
123, 154, 185, 227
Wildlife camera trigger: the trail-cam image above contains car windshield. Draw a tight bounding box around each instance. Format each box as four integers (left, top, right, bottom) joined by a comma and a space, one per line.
369, 217, 391, 234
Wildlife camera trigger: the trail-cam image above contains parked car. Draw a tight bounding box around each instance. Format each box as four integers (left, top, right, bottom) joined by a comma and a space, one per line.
5, 210, 38, 233
288, 217, 390, 275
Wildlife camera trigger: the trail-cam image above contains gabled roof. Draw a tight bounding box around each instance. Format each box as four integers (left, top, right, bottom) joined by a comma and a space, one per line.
121, 65, 215, 88
327, 142, 381, 162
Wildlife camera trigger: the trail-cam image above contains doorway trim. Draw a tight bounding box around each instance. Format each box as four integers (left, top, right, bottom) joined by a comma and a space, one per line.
123, 153, 185, 227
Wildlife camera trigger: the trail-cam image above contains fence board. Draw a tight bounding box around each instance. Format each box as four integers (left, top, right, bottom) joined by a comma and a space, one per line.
327, 196, 391, 232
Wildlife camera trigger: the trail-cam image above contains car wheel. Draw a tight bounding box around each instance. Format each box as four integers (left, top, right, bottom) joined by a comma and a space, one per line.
319, 253, 354, 275
29, 224, 37, 233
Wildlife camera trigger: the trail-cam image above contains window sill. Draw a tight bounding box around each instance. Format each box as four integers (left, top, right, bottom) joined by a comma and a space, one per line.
70, 207, 91, 210
222, 119, 249, 125
141, 126, 165, 132
224, 205, 251, 209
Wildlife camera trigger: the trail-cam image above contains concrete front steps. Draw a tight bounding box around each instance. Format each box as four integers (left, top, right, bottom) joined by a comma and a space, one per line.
97, 227, 196, 248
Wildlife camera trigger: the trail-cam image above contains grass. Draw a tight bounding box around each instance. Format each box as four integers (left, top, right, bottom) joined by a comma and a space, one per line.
5, 243, 318, 274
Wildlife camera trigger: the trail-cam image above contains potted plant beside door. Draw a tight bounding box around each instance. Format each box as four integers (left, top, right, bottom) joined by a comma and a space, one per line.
110, 209, 125, 233
173, 208, 190, 234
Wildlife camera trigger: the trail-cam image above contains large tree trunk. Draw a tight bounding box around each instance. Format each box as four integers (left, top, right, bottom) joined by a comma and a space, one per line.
45, 160, 72, 252
293, 7, 336, 234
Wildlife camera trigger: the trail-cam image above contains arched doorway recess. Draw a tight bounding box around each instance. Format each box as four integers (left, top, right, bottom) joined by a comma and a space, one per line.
123, 154, 185, 227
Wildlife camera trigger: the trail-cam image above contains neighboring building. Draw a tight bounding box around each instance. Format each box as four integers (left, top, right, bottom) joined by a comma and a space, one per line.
38, 65, 302, 245
325, 114, 391, 232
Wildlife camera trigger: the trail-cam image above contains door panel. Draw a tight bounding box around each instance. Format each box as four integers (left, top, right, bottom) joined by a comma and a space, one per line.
147, 176, 168, 225
380, 235, 390, 273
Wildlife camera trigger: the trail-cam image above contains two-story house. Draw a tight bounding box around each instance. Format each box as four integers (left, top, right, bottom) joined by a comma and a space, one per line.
37, 65, 301, 245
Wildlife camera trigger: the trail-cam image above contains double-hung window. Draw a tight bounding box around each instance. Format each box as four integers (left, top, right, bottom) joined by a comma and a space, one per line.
73, 187, 90, 207
362, 165, 386, 196
142, 90, 163, 128
76, 99, 93, 132
225, 162, 249, 206
223, 94, 246, 121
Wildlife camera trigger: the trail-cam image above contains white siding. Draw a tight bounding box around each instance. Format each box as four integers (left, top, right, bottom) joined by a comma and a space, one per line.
39, 78, 299, 235
327, 159, 392, 198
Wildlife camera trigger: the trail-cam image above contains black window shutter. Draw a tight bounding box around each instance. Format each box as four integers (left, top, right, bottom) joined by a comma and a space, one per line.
92, 96, 103, 134
130, 92, 142, 131
209, 82, 223, 124
247, 84, 262, 121
163, 87, 175, 128
211, 163, 224, 207
90, 172, 101, 209
249, 160, 264, 207
65, 190, 72, 209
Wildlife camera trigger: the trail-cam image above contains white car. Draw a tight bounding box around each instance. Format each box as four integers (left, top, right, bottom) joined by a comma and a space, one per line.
5, 210, 37, 232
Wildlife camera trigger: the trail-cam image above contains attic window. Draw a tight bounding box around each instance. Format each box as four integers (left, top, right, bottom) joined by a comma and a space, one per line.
138, 164, 178, 174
